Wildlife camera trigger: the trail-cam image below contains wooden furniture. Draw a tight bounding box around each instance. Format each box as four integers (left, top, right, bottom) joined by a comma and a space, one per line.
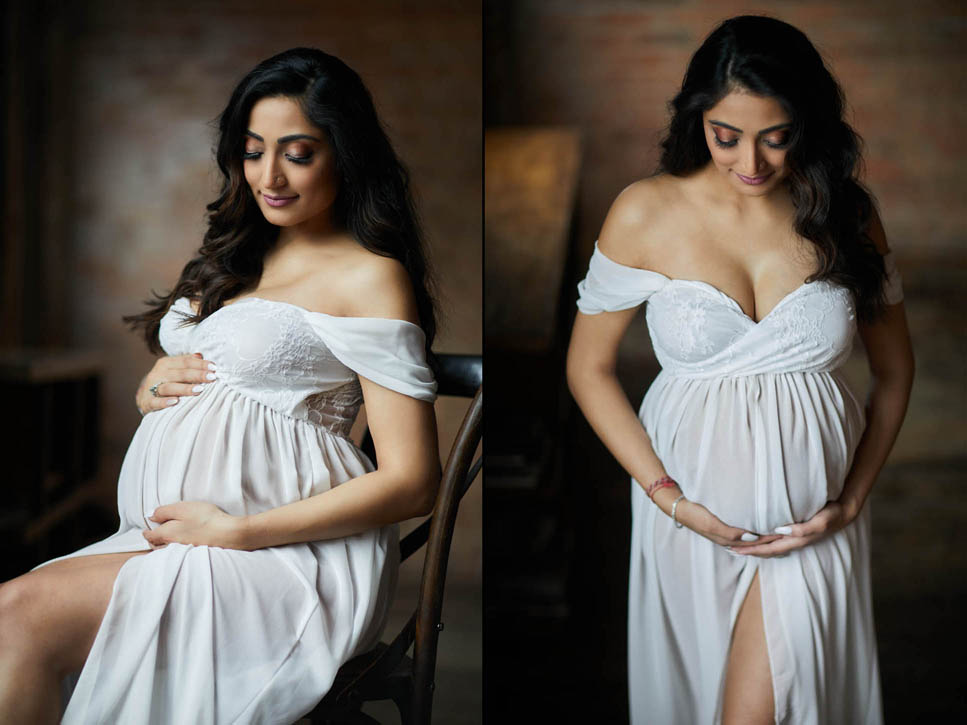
484, 127, 581, 628
305, 353, 483, 725
485, 127, 581, 354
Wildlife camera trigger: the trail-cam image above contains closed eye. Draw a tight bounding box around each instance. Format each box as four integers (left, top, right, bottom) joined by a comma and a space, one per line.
242, 151, 313, 164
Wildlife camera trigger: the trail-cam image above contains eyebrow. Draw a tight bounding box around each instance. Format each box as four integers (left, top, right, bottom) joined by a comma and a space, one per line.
245, 131, 322, 143
709, 121, 791, 135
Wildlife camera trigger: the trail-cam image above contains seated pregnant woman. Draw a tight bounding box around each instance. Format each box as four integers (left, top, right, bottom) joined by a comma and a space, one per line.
0, 47, 441, 724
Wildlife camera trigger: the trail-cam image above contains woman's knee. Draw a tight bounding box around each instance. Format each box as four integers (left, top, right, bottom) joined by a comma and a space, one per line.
0, 575, 55, 660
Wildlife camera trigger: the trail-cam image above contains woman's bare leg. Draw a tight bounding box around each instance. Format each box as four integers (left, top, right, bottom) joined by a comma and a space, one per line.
722, 569, 775, 725
0, 551, 149, 724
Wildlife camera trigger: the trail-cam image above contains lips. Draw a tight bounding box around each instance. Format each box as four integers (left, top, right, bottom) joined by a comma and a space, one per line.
735, 171, 774, 186
262, 193, 298, 207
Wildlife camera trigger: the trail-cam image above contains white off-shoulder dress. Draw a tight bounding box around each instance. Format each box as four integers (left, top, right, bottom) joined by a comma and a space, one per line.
576, 243, 904, 725
33, 296, 436, 724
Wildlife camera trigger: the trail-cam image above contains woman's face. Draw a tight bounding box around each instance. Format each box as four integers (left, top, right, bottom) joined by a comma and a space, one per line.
701, 89, 792, 196
243, 95, 339, 230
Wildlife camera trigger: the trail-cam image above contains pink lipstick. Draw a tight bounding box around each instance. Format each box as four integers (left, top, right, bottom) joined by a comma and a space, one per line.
735, 172, 774, 186
263, 193, 298, 207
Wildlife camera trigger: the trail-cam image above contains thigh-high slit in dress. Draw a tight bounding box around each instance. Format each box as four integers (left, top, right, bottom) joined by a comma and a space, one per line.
576, 242, 903, 724
32, 296, 437, 724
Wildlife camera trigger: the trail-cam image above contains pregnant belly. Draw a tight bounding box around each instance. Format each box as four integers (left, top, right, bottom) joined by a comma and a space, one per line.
640, 370, 865, 533
116, 383, 358, 529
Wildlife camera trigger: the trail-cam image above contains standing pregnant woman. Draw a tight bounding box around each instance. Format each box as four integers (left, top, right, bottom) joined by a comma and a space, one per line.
567, 16, 913, 725
0, 48, 441, 723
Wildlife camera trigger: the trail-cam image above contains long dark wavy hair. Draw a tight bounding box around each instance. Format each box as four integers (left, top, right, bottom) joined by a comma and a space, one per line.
124, 47, 438, 358
659, 15, 888, 323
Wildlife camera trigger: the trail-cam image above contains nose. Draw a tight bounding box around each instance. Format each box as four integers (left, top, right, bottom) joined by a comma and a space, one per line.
261, 154, 286, 189
739, 140, 763, 176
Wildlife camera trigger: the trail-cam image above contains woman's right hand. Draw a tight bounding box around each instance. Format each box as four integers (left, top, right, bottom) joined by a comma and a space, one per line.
653, 489, 784, 550
136, 353, 217, 415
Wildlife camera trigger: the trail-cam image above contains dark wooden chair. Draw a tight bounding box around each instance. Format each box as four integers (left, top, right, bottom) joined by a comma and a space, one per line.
304, 353, 482, 725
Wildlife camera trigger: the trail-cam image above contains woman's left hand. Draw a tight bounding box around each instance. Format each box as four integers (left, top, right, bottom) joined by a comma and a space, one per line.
143, 502, 247, 551
729, 500, 854, 558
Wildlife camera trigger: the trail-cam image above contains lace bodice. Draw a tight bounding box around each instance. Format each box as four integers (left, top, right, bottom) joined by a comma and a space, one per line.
159, 296, 435, 436
577, 242, 903, 378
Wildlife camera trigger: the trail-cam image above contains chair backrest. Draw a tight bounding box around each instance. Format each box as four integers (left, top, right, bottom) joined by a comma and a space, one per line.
412, 392, 481, 722
352, 353, 481, 724
301, 354, 481, 725
399, 353, 482, 724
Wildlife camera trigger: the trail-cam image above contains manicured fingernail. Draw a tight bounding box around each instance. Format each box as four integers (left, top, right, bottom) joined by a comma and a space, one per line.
740, 533, 759, 542
774, 526, 793, 535
168, 398, 179, 405
206, 372, 216, 380
208, 363, 217, 371
192, 384, 205, 392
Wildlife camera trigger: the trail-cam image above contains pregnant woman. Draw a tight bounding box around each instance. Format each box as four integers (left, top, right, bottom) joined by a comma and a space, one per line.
0, 48, 440, 723
566, 16, 913, 725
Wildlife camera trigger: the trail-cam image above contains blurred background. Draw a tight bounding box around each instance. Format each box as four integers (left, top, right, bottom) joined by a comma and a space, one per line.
485, 1, 965, 722
0, 1, 480, 722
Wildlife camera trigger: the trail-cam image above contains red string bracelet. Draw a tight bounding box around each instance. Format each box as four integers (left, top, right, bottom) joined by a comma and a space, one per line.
646, 476, 678, 499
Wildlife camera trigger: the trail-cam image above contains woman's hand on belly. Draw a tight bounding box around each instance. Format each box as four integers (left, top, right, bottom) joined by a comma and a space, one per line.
136, 353, 216, 415
655, 489, 784, 551
727, 500, 852, 558
143, 501, 247, 551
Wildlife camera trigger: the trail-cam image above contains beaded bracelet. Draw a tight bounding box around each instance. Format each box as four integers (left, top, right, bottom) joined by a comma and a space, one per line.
646, 475, 677, 499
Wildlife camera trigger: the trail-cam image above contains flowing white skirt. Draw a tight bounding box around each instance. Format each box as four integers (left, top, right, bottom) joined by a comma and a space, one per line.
34, 381, 398, 724
629, 369, 882, 725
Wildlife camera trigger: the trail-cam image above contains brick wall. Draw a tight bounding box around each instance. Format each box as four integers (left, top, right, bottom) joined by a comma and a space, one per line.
488, 0, 966, 264
64, 1, 481, 580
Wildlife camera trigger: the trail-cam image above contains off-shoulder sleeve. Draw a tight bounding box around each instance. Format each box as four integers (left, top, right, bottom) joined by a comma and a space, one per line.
576, 241, 670, 314
882, 250, 904, 305
302, 311, 437, 402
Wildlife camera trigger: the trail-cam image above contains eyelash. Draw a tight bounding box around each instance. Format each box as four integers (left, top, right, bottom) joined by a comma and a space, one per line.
242, 152, 313, 165
712, 135, 789, 150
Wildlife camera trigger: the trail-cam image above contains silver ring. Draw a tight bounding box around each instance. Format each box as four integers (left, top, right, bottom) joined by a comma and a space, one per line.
149, 380, 165, 397
671, 494, 686, 529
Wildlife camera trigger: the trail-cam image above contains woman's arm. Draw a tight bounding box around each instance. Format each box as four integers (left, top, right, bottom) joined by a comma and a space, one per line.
567, 307, 668, 491
838, 213, 916, 519
838, 304, 915, 520
237, 381, 440, 548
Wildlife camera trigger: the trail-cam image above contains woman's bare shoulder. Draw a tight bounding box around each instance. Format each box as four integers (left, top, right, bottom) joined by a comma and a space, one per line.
598, 175, 689, 268
307, 242, 419, 323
